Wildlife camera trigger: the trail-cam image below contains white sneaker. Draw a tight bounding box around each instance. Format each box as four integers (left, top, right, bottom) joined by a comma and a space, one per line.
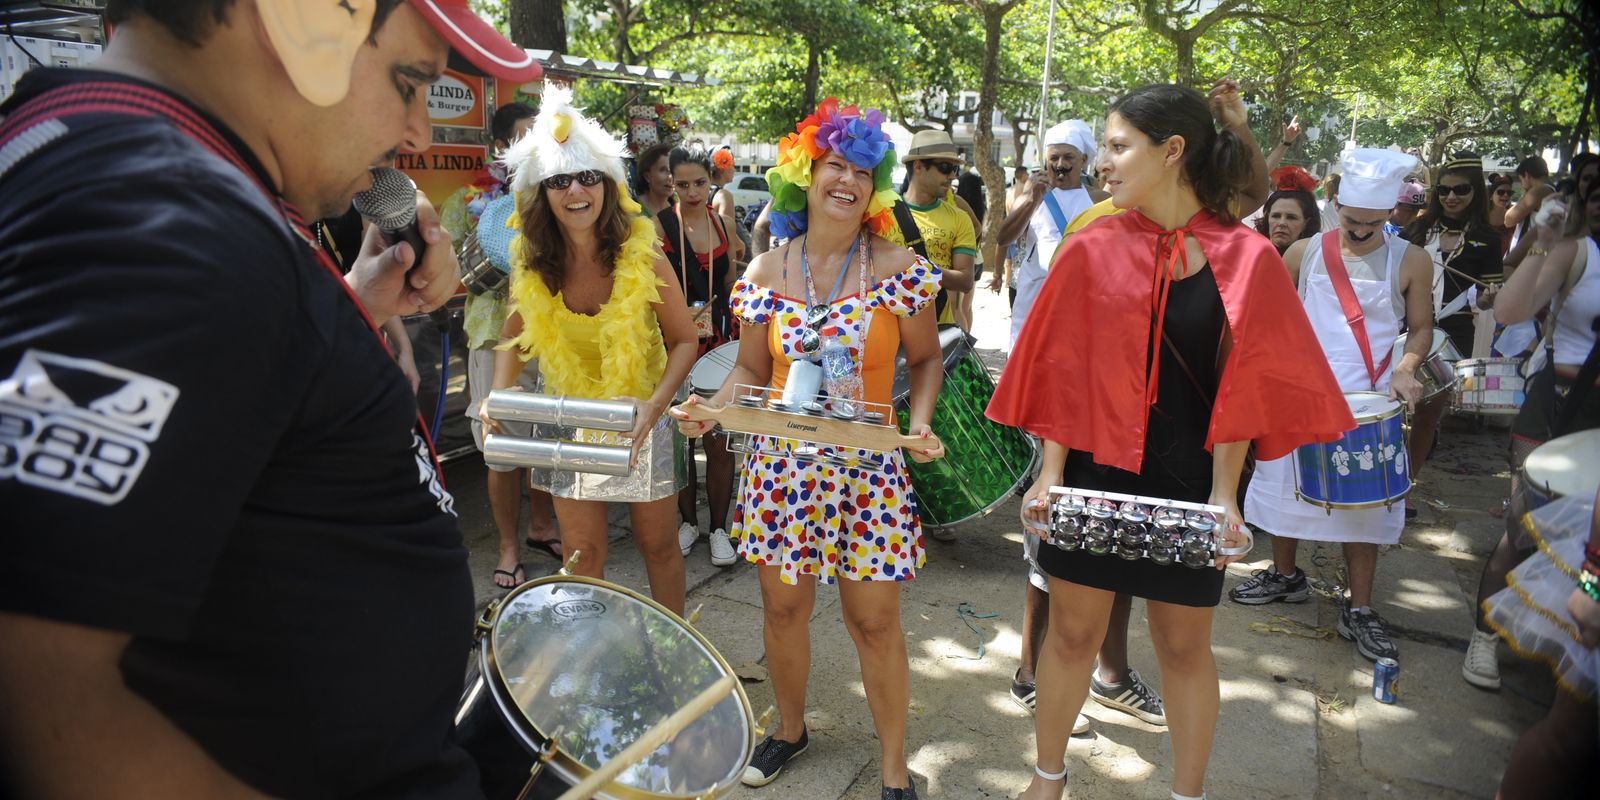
709, 528, 737, 566
1462, 629, 1501, 690
1073, 713, 1091, 735
677, 521, 698, 556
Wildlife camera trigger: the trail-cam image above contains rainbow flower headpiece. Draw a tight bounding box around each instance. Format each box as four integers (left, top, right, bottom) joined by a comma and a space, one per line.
766, 98, 899, 240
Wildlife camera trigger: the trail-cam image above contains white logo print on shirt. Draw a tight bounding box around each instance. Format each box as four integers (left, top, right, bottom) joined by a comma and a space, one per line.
0, 350, 179, 505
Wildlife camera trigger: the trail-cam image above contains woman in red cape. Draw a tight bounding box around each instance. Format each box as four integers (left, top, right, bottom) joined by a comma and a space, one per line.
987, 84, 1353, 800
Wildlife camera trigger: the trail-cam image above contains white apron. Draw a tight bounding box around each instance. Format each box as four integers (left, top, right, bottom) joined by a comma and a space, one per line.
1245, 231, 1408, 544
1009, 186, 1092, 349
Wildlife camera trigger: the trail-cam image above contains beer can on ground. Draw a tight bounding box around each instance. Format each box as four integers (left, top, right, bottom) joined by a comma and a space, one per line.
1372, 657, 1399, 704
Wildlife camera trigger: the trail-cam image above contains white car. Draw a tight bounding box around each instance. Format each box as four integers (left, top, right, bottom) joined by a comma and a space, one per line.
723, 174, 771, 218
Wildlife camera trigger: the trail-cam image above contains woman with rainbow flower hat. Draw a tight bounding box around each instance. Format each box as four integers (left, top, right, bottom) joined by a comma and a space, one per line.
671, 99, 945, 799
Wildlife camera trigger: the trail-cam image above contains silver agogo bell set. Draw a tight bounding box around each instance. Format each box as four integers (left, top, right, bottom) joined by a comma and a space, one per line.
1035, 487, 1248, 569
480, 391, 638, 477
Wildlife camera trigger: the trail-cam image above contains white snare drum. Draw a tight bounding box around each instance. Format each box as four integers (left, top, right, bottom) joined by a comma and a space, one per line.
686, 340, 741, 399
1521, 429, 1600, 511
1393, 328, 1461, 401
1455, 358, 1525, 415
456, 575, 754, 799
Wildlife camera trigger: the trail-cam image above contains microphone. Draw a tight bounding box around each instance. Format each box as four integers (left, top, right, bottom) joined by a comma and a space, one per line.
352, 167, 428, 263
352, 167, 453, 325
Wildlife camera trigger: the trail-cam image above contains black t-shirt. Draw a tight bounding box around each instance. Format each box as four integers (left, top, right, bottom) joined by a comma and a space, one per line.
0, 70, 480, 799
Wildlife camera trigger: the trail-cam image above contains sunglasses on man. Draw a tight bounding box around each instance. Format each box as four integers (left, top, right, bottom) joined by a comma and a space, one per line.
1434, 183, 1475, 198
542, 170, 606, 190
929, 161, 960, 176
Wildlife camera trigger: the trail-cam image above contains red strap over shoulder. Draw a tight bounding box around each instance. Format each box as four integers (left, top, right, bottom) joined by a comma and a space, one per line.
1318, 232, 1391, 388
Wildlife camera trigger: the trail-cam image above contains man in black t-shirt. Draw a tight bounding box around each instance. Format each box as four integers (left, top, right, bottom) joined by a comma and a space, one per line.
0, 1, 540, 797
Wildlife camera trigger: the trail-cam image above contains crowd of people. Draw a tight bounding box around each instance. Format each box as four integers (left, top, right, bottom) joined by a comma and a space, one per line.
3, 2, 1598, 800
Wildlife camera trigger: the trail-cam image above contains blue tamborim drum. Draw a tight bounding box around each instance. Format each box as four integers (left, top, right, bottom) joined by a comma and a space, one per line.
1294, 392, 1411, 511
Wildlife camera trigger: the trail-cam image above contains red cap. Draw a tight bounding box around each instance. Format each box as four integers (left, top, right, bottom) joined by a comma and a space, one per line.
409, 0, 542, 82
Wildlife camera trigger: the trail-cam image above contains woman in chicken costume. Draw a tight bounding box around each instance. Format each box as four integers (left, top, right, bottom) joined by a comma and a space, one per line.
482, 84, 699, 613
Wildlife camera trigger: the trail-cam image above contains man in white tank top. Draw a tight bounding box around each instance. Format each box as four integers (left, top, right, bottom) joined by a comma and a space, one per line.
1235, 149, 1436, 665
992, 120, 1108, 350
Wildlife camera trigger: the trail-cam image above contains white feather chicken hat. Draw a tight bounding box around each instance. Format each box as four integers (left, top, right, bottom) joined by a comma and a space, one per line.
505, 83, 638, 212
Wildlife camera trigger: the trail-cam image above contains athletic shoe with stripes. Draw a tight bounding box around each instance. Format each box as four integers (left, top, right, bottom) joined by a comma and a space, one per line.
1089, 667, 1167, 726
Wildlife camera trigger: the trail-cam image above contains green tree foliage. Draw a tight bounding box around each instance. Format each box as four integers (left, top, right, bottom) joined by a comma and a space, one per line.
495, 0, 1589, 172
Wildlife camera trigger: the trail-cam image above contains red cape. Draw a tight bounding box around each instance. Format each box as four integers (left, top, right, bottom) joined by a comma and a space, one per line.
987, 209, 1354, 473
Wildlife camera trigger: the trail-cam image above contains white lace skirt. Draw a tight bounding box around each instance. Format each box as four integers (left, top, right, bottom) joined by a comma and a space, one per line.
1484, 493, 1599, 704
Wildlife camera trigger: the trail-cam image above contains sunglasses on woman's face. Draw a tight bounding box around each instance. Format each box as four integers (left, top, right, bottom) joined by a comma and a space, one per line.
1495, 189, 1513, 198
542, 170, 606, 190
1435, 183, 1474, 197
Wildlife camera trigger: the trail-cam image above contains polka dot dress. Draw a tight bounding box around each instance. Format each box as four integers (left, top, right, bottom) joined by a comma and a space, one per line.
727, 259, 941, 585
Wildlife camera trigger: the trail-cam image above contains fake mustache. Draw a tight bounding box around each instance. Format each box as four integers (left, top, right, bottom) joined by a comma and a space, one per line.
1347, 229, 1376, 243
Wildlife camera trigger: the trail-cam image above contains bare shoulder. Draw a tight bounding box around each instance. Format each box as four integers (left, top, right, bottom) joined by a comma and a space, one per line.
869, 235, 918, 280
744, 244, 786, 287
1282, 237, 1310, 266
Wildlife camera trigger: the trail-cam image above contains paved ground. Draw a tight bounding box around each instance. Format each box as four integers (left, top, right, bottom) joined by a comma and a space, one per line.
447, 288, 1552, 799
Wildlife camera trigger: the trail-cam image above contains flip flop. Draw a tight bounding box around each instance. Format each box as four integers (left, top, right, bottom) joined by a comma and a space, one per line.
525, 536, 564, 560
492, 563, 526, 589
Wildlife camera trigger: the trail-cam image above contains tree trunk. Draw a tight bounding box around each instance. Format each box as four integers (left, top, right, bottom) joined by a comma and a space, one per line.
973, 4, 1015, 273
510, 0, 567, 52
802, 38, 821, 118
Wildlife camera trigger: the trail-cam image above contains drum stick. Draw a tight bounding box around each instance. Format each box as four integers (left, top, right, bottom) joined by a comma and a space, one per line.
553, 674, 740, 800
1440, 263, 1494, 290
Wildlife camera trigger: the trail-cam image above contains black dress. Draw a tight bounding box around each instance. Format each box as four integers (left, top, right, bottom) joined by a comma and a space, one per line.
1433, 218, 1503, 354
1036, 265, 1228, 607
658, 206, 735, 347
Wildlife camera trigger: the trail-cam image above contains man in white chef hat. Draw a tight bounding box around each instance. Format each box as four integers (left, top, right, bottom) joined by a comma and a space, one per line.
992, 120, 1109, 350
1237, 148, 1436, 668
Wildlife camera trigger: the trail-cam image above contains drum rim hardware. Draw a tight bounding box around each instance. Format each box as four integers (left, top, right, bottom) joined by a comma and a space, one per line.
1294, 390, 1413, 512
469, 573, 756, 799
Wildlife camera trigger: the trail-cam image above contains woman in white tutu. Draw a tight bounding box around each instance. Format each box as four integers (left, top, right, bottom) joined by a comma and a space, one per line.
1484, 482, 1600, 799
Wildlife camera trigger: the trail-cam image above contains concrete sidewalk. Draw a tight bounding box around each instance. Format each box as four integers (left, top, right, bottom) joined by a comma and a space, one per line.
448, 288, 1551, 799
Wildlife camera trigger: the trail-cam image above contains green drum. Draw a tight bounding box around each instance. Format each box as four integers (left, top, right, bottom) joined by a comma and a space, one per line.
894, 326, 1038, 529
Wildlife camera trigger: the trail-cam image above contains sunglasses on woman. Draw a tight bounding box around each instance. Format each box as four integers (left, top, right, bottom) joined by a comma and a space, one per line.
1434, 183, 1475, 197
542, 170, 606, 190
1494, 189, 1513, 198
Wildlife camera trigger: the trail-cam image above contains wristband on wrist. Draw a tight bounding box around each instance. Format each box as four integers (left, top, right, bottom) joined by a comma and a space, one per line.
1584, 542, 1600, 565
1581, 568, 1600, 603
1529, 247, 1550, 257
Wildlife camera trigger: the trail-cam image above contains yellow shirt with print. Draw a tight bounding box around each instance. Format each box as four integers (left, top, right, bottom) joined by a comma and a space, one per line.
888, 198, 976, 324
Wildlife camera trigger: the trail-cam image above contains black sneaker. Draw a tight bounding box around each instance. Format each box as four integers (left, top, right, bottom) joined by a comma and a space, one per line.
741, 728, 809, 787
1089, 667, 1166, 726
1228, 567, 1310, 605
1008, 671, 1037, 713
1339, 604, 1399, 662
881, 779, 919, 800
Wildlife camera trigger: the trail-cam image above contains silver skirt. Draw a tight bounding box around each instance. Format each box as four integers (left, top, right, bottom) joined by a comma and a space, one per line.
526, 373, 685, 502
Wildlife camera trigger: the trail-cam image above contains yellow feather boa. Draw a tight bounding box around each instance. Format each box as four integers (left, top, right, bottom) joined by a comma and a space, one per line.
502, 213, 667, 401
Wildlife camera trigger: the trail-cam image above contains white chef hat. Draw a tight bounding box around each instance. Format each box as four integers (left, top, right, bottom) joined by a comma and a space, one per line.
1043, 120, 1096, 162
1337, 148, 1420, 210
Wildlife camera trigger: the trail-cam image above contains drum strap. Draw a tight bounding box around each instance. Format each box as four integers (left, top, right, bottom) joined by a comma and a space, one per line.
892, 200, 946, 318
1319, 232, 1392, 389
0, 80, 450, 476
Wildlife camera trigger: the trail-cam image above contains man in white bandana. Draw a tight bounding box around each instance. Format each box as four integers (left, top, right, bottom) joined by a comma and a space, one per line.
993, 120, 1108, 350
1236, 148, 1435, 666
